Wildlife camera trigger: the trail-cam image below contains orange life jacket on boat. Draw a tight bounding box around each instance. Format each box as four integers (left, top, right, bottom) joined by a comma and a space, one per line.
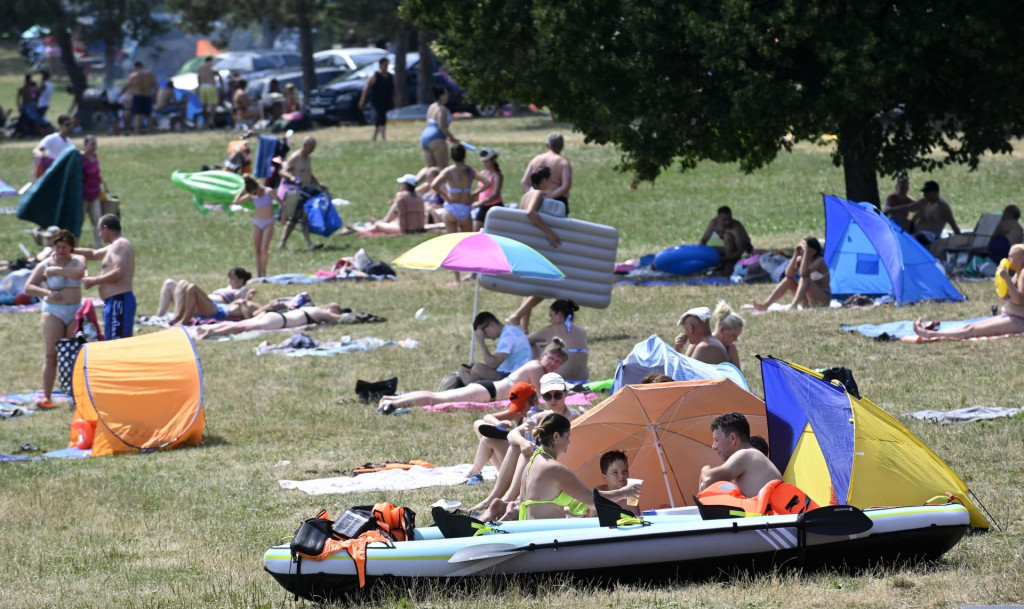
696, 479, 819, 516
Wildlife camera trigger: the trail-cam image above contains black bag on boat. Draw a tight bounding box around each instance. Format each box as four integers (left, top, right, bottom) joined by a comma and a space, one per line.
290, 510, 337, 558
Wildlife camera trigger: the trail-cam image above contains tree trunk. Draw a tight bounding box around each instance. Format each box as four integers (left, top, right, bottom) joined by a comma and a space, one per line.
416, 30, 431, 107
394, 26, 408, 107
837, 119, 880, 206
296, 1, 315, 100
55, 24, 91, 129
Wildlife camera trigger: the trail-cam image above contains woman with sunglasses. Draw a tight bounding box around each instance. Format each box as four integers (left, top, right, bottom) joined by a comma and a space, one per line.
377, 339, 568, 411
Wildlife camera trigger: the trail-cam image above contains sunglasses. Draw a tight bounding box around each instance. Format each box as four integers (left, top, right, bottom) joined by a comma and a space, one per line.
542, 391, 564, 401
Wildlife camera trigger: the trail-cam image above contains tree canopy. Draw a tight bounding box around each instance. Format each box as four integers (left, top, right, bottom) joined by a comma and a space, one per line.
401, 0, 1024, 203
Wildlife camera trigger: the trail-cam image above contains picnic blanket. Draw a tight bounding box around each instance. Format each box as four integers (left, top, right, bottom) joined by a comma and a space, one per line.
280, 464, 498, 496
841, 316, 1024, 342
251, 270, 396, 285
255, 334, 418, 356
1, 390, 72, 420
903, 406, 1024, 424
422, 392, 598, 413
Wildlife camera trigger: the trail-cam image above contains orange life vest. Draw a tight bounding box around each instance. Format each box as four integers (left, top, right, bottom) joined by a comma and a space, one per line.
696, 479, 819, 516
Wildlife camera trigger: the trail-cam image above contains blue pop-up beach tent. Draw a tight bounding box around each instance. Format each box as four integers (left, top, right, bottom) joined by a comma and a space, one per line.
823, 194, 963, 306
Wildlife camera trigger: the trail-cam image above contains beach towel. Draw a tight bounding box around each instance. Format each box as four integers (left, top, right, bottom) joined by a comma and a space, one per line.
280, 464, 498, 496
254, 135, 278, 178
422, 392, 598, 413
255, 335, 418, 356
250, 270, 396, 285
902, 406, 1024, 424
840, 316, 1024, 342
17, 146, 83, 236
0, 454, 45, 462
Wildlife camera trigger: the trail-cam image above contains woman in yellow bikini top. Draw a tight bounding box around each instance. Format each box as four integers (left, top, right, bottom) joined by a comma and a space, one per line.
518, 413, 641, 520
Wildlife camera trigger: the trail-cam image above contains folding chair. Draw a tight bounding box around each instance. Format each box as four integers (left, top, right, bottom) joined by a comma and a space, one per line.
943, 213, 1001, 271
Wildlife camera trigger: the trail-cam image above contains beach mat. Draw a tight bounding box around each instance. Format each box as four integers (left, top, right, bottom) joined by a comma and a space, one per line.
280, 464, 497, 496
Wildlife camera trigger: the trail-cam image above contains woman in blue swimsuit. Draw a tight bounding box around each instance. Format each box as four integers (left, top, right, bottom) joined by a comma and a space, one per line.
23, 229, 85, 409
421, 87, 458, 170
234, 175, 284, 278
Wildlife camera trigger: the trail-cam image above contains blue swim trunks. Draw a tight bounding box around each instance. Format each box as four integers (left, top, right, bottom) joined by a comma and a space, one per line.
103, 292, 136, 339
214, 303, 229, 321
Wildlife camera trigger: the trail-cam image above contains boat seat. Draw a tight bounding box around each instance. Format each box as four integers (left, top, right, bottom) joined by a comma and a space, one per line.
692, 494, 745, 521
431, 506, 502, 538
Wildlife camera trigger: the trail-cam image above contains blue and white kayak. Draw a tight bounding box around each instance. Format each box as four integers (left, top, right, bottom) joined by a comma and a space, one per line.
264, 504, 971, 601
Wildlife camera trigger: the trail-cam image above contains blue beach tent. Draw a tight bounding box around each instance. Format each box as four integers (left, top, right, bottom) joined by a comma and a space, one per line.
823, 194, 963, 306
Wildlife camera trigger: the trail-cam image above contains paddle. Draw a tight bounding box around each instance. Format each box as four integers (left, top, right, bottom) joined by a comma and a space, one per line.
447, 505, 874, 567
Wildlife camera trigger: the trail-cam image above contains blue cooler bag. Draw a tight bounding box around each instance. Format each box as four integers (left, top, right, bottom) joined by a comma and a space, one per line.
304, 192, 342, 237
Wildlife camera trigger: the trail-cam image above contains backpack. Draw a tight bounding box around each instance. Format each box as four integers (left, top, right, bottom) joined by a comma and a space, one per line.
820, 366, 860, 399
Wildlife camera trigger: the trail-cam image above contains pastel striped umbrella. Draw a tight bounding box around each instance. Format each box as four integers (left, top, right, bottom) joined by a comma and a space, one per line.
394, 232, 564, 358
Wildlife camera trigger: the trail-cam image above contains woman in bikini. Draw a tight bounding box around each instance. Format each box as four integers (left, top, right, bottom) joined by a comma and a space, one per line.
197, 303, 346, 340
527, 299, 589, 385
420, 87, 458, 170
518, 413, 641, 520
711, 300, 744, 370
157, 267, 252, 319
432, 143, 492, 284
23, 229, 86, 409
345, 174, 426, 236
752, 237, 831, 311
377, 338, 568, 411
417, 166, 447, 226
168, 281, 259, 326
234, 175, 283, 278
914, 243, 1024, 339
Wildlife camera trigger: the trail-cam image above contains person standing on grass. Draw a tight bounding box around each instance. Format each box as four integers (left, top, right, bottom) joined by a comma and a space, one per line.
197, 56, 223, 128
278, 136, 327, 251
233, 175, 283, 278
36, 70, 53, 119
359, 57, 397, 142
120, 61, 158, 135
80, 135, 103, 248
77, 214, 136, 339
473, 147, 504, 231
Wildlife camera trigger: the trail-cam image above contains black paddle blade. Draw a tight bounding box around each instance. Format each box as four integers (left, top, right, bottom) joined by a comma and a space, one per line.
801, 505, 873, 536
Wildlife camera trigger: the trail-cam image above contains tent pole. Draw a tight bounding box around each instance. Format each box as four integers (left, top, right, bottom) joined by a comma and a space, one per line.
649, 428, 676, 508
469, 275, 481, 361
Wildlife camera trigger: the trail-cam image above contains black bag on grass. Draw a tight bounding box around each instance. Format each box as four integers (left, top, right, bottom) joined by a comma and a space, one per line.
355, 377, 398, 402
821, 366, 860, 399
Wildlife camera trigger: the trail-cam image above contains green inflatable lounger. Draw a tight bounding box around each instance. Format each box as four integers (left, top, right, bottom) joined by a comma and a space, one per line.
171, 170, 245, 215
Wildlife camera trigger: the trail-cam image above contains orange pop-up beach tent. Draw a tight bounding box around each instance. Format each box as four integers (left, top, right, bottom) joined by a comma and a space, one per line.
560, 379, 768, 511
69, 328, 204, 457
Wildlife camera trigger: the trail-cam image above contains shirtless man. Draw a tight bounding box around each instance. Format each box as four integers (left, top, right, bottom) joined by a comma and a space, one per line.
881, 175, 920, 232
675, 306, 728, 365
278, 136, 327, 251
196, 56, 223, 128
911, 180, 960, 254
699, 206, 753, 273
698, 412, 783, 498
77, 214, 136, 339
520, 132, 572, 215
120, 61, 158, 135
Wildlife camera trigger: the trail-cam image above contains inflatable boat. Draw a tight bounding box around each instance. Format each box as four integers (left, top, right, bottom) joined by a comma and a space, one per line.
264, 503, 971, 601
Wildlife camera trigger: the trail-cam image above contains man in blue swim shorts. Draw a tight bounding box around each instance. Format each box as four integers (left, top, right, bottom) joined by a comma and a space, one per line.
77, 215, 136, 339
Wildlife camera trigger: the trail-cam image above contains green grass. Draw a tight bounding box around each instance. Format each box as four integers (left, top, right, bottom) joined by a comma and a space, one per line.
2, 42, 1023, 607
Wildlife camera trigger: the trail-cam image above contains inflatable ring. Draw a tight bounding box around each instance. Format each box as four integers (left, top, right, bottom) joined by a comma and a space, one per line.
71, 418, 96, 450
171, 170, 245, 215
653, 244, 721, 275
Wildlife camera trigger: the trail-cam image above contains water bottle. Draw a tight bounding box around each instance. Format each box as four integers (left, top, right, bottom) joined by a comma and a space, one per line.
525, 407, 538, 442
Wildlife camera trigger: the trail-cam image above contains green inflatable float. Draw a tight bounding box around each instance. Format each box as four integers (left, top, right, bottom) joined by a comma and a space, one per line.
171, 170, 245, 215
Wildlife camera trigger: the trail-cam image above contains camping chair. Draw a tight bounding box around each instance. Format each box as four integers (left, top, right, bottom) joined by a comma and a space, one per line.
943, 213, 1002, 271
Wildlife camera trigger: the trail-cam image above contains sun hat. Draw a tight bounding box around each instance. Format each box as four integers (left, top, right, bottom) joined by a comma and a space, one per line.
508, 382, 537, 413
539, 373, 567, 395
396, 173, 418, 186
677, 306, 712, 325
479, 147, 498, 161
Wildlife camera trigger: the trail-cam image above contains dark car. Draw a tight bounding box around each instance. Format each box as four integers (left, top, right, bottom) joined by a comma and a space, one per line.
306, 52, 476, 126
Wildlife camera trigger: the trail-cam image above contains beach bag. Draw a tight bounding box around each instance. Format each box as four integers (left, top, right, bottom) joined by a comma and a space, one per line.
290, 509, 338, 558
821, 366, 860, 399
354, 377, 398, 402
99, 182, 121, 217
56, 337, 83, 398
305, 193, 342, 237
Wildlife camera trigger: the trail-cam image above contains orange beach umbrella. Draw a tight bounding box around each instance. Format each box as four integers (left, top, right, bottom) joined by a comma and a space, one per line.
560, 379, 768, 511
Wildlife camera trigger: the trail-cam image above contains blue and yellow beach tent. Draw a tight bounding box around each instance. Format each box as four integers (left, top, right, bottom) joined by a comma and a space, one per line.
823, 194, 964, 306
760, 356, 988, 529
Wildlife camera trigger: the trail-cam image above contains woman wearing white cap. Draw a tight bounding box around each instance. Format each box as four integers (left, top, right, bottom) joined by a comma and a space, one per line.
343, 174, 425, 236
472, 147, 504, 231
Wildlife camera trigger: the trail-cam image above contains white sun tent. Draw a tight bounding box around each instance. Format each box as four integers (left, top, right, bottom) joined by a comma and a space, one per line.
823, 194, 964, 306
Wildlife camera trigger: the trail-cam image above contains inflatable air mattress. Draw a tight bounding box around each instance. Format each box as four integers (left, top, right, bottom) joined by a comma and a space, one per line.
653, 244, 720, 275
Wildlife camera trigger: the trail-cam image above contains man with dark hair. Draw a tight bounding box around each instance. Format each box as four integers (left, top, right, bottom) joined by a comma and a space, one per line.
699, 412, 782, 498
459, 311, 531, 385
699, 205, 753, 273
991, 204, 1023, 261
120, 61, 158, 134
520, 132, 572, 214
911, 180, 960, 253
77, 214, 136, 339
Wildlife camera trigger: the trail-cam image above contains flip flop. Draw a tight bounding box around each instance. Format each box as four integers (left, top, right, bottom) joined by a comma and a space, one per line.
478, 424, 510, 440
34, 397, 57, 410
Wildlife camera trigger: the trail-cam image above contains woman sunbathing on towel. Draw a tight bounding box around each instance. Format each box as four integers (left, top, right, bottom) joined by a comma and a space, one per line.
753, 237, 830, 311
342, 174, 427, 236
169, 280, 260, 326
914, 243, 1024, 340
196, 303, 346, 339
157, 267, 252, 318
377, 338, 568, 410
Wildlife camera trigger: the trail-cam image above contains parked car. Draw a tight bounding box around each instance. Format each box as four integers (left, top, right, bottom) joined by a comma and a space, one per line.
245, 67, 346, 104
306, 52, 477, 126
170, 50, 301, 92
313, 47, 389, 74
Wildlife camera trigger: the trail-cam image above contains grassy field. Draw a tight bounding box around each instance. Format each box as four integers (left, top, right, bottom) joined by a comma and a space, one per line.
1, 43, 1023, 608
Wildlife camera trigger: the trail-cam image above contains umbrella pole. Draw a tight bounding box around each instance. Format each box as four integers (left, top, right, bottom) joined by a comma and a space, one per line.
469, 275, 481, 361
650, 429, 676, 508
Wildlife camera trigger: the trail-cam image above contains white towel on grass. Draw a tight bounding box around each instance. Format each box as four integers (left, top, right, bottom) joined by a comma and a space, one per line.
280, 464, 498, 496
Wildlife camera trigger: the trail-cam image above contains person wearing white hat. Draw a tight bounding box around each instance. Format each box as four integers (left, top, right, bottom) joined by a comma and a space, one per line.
675, 305, 727, 365
342, 174, 426, 237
